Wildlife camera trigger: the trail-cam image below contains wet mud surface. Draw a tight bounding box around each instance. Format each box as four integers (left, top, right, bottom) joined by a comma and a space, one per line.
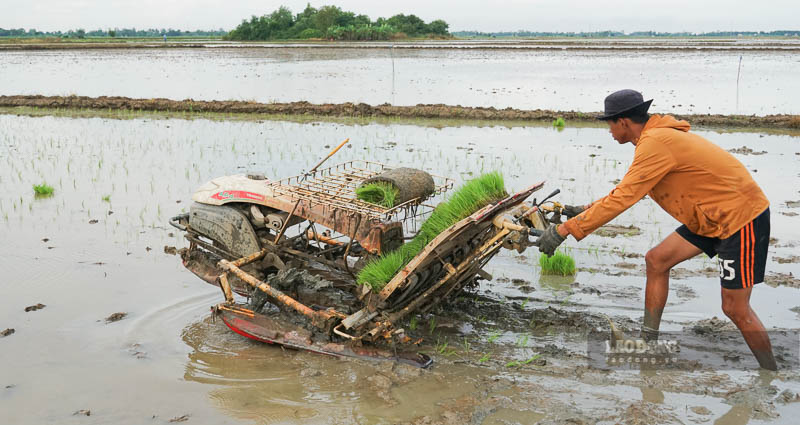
2, 95, 798, 130
1, 113, 799, 424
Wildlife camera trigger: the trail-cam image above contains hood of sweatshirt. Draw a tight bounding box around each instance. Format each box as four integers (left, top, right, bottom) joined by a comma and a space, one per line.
643, 114, 691, 133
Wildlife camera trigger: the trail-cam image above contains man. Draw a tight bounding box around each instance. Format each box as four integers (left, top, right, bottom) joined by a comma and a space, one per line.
538, 89, 777, 370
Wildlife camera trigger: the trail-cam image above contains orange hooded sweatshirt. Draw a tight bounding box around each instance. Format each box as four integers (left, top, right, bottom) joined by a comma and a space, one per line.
563, 115, 769, 241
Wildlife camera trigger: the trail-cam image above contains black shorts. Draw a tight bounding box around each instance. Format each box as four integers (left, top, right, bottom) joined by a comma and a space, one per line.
676, 208, 770, 289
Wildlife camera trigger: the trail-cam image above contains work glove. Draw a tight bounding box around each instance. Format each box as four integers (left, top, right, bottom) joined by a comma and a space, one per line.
562, 204, 586, 218
537, 224, 565, 256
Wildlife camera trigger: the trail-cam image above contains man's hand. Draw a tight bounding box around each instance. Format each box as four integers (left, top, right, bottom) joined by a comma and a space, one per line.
562, 204, 587, 218
538, 224, 566, 256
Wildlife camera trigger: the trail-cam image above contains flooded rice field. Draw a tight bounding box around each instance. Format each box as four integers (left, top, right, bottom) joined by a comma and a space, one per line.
1, 43, 799, 115
2, 112, 800, 424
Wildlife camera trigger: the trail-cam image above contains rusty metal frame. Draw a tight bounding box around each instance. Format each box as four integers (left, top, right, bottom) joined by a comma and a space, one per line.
269, 160, 453, 221
218, 258, 344, 330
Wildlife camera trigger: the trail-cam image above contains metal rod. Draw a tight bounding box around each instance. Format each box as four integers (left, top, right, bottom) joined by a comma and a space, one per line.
231, 247, 269, 268
219, 273, 234, 302
219, 259, 319, 322
281, 247, 348, 272
307, 138, 350, 176
306, 229, 344, 246
185, 234, 235, 260
274, 200, 300, 245
343, 215, 362, 279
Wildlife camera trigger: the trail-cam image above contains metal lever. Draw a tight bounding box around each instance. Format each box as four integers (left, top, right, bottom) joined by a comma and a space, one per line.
513, 188, 561, 225
536, 188, 561, 207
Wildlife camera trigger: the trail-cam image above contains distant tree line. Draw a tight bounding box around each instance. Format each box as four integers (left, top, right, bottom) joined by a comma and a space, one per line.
453, 30, 800, 38
0, 27, 227, 38
227, 4, 449, 41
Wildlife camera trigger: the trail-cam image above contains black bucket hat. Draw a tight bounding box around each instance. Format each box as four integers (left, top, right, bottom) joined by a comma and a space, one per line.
597, 89, 653, 120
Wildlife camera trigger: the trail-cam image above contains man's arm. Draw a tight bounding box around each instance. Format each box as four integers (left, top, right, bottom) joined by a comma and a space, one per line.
560, 138, 677, 241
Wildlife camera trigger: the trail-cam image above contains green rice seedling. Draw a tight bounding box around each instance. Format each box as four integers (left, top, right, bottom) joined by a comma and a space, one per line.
355, 182, 398, 208
538, 250, 576, 276
33, 183, 54, 197
436, 338, 450, 354
357, 172, 507, 290
409, 316, 418, 331
487, 330, 501, 343
552, 117, 566, 128
101, 195, 111, 202
521, 354, 542, 365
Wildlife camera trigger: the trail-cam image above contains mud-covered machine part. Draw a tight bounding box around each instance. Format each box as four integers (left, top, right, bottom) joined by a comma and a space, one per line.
173, 160, 561, 367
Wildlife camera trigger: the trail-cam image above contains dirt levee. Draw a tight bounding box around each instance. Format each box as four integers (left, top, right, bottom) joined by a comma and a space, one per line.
1, 95, 798, 129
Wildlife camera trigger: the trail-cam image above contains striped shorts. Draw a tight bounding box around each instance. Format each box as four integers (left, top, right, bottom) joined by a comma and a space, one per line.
676, 208, 770, 289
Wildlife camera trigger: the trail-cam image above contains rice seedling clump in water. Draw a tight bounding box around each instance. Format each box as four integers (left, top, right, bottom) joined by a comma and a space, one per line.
357, 172, 507, 290
356, 182, 399, 208
539, 250, 576, 276
33, 183, 55, 196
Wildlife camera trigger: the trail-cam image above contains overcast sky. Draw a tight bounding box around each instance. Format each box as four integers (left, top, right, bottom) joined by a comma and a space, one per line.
4, 0, 799, 33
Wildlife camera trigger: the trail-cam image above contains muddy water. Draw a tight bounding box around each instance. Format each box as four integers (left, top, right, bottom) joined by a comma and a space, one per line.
2, 113, 800, 424
1, 43, 799, 115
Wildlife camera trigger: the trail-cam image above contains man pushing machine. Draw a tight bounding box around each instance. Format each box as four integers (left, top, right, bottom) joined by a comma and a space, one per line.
537, 89, 777, 370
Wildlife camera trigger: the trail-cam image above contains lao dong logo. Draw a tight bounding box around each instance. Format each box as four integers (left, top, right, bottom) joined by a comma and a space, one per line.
605, 338, 680, 355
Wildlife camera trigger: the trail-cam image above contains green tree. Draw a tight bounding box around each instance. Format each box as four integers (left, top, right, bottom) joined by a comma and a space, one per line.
386, 14, 426, 36
225, 5, 449, 41
426, 20, 449, 35
314, 5, 342, 33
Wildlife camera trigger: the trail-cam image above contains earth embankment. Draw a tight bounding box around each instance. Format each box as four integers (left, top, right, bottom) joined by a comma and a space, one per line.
1, 95, 798, 129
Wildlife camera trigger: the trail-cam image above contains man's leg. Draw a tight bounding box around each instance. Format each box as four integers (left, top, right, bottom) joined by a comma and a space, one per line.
721, 287, 777, 371
643, 232, 703, 338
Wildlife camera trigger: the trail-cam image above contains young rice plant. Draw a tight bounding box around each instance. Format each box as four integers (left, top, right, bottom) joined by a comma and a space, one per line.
33, 183, 55, 196
357, 172, 507, 290
539, 250, 576, 276
355, 182, 398, 208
